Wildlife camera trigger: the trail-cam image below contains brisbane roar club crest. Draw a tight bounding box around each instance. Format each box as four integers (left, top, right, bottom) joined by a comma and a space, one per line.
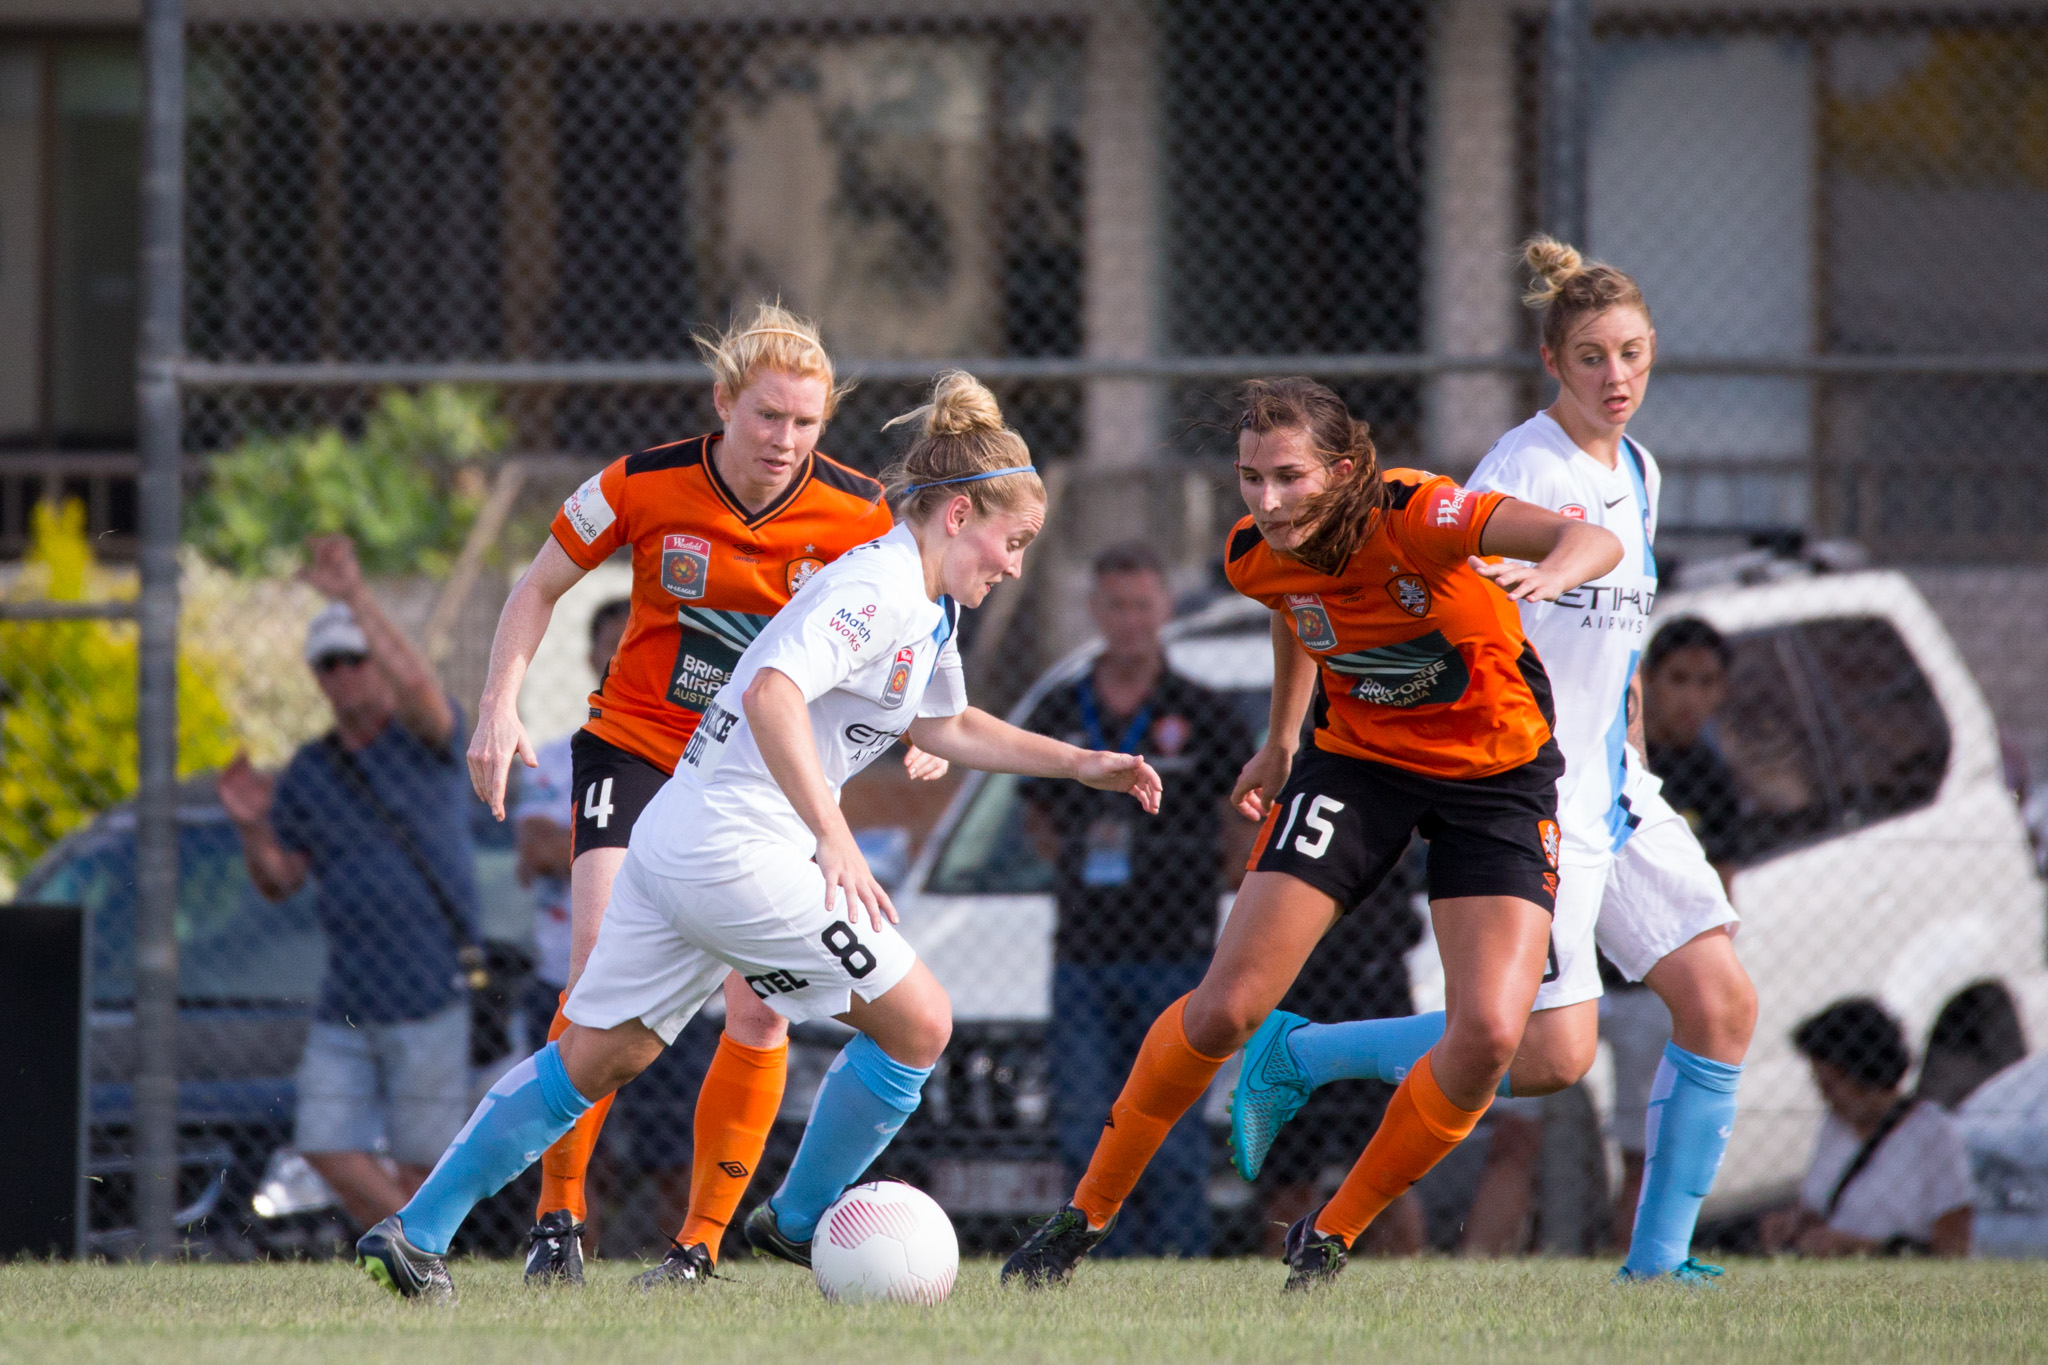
661, 534, 711, 599
1385, 574, 1431, 618
786, 556, 825, 594
881, 647, 915, 709
1285, 593, 1338, 651
1538, 819, 1561, 869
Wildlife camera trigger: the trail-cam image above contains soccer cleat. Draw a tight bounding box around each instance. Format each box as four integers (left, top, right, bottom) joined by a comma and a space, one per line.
632, 1239, 716, 1290
1281, 1210, 1349, 1292
999, 1204, 1116, 1289
1615, 1256, 1725, 1287
356, 1215, 455, 1302
1228, 1009, 1314, 1182
524, 1208, 587, 1286
744, 1201, 814, 1269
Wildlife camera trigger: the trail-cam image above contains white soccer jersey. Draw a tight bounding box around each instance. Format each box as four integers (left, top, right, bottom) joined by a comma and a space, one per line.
630, 523, 967, 882
1469, 411, 1660, 864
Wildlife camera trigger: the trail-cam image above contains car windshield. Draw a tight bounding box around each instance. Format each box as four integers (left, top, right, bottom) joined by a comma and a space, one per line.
22, 816, 325, 1005
927, 680, 1270, 896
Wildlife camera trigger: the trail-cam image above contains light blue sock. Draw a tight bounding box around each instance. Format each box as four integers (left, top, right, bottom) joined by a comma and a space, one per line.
1288, 1013, 1518, 1098
1623, 1041, 1742, 1277
769, 1033, 932, 1242
395, 1042, 591, 1255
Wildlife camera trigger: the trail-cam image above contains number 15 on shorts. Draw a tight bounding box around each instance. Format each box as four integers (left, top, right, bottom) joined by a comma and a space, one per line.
1275, 793, 1346, 859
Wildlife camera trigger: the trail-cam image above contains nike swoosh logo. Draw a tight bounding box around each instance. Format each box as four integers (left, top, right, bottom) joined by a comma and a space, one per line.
1604, 494, 1629, 508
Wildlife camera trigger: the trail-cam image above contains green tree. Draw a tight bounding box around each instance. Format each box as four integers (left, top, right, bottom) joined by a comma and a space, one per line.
187, 384, 509, 578
0, 501, 240, 890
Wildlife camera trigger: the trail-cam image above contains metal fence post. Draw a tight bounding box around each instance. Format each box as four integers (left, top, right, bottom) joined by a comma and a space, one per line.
134, 0, 186, 1263
1542, 0, 1591, 245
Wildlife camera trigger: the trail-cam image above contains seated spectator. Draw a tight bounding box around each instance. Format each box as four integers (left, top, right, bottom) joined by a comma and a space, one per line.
1641, 617, 1741, 875
1761, 997, 1973, 1258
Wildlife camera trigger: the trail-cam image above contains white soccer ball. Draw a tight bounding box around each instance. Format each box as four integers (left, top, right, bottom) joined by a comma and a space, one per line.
810, 1180, 959, 1306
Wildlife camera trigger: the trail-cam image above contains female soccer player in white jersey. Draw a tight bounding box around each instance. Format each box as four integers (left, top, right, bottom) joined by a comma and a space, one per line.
356, 373, 1161, 1299
1229, 239, 1757, 1283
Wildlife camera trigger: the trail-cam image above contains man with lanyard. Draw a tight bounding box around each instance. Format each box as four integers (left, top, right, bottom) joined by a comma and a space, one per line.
1020, 542, 1256, 1257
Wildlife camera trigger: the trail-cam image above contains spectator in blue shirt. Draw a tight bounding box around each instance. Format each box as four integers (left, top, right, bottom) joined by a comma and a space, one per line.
219, 535, 476, 1230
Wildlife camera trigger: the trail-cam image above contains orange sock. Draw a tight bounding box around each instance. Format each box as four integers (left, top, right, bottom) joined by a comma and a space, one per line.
674, 1033, 788, 1261
1315, 1052, 1487, 1246
537, 992, 616, 1224
1072, 996, 1228, 1230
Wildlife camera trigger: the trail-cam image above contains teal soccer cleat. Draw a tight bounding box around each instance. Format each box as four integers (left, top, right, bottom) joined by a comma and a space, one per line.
1228, 1009, 1314, 1181
1616, 1257, 1725, 1287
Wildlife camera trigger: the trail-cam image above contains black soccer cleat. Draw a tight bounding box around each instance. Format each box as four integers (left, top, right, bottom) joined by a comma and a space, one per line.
744, 1201, 813, 1269
1282, 1209, 1350, 1292
632, 1239, 716, 1290
524, 1208, 587, 1286
356, 1215, 455, 1302
999, 1204, 1116, 1289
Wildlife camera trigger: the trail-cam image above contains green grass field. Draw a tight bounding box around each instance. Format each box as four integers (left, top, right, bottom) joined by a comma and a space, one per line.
2, 1257, 2044, 1365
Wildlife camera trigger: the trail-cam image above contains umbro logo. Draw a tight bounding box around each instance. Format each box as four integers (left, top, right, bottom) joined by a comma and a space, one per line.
718, 1161, 749, 1179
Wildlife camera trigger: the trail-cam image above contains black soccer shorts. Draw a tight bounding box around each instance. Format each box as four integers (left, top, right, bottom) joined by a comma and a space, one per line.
1249, 741, 1565, 913
569, 729, 670, 855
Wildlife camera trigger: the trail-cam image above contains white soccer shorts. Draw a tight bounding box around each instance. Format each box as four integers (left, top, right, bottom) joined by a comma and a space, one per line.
1531, 808, 1738, 1013
565, 844, 919, 1042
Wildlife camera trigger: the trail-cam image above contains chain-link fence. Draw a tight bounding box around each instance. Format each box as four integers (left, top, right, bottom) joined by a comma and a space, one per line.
3, 0, 2048, 1264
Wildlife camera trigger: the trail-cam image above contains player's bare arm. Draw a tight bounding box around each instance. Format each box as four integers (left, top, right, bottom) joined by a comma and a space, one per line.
469, 536, 589, 818
1232, 607, 1316, 820
302, 534, 455, 747
906, 707, 1162, 813
1468, 498, 1622, 603
742, 666, 897, 930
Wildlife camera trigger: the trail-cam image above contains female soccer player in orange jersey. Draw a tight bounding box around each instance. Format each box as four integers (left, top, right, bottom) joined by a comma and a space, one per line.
1003, 377, 1622, 1290
467, 303, 941, 1285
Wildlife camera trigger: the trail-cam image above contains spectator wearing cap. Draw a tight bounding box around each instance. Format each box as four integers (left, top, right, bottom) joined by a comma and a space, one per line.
1761, 997, 1974, 1258
1019, 543, 1257, 1258
217, 535, 477, 1231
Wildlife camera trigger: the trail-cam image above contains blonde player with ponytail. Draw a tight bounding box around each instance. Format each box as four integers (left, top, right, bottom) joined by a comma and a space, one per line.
462, 303, 939, 1286
360, 372, 1161, 1300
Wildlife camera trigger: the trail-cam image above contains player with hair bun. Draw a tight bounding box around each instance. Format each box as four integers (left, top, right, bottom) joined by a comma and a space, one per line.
1230, 240, 1757, 1284
1005, 375, 1623, 1292
462, 302, 944, 1287
360, 372, 1162, 1301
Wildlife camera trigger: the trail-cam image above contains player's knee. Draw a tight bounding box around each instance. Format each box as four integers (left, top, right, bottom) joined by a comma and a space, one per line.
1447, 1012, 1524, 1078
1181, 987, 1264, 1057
896, 1005, 951, 1069
1688, 972, 1758, 1056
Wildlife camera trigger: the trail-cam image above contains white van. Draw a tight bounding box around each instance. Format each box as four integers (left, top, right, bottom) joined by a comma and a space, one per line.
891, 564, 2048, 1222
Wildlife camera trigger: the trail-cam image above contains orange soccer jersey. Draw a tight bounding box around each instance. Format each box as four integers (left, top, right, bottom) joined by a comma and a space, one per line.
550, 435, 894, 773
1224, 468, 1555, 780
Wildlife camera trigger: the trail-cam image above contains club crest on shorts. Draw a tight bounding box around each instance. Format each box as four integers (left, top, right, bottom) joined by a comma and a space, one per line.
1285, 593, 1338, 651
661, 534, 711, 599
1538, 819, 1561, 869
1385, 574, 1431, 618
881, 646, 915, 709
786, 556, 825, 594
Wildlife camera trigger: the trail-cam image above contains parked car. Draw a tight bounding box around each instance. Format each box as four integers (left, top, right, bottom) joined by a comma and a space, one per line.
889, 564, 2048, 1232
6, 777, 534, 1258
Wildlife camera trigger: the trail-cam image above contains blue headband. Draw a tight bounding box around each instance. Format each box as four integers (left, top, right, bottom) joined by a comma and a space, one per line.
903, 465, 1036, 495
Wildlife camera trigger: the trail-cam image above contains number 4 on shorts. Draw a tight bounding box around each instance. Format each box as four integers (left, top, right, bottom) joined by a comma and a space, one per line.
583, 777, 615, 829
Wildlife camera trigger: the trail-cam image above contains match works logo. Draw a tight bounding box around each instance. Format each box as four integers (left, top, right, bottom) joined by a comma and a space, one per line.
786, 556, 825, 594
881, 647, 915, 709
661, 534, 711, 599
1285, 593, 1338, 651
1538, 820, 1560, 869
1559, 504, 1586, 521
1385, 573, 1430, 618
